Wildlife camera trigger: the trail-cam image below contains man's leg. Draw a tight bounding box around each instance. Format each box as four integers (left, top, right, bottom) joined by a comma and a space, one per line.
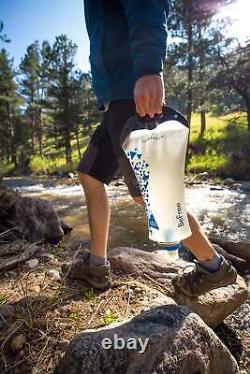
62, 172, 111, 289
133, 195, 237, 296
78, 173, 110, 261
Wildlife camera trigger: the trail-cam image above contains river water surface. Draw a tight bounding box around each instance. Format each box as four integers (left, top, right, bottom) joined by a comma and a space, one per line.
4, 176, 250, 250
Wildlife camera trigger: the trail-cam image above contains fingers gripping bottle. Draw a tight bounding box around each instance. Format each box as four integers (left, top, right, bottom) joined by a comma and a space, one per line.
121, 107, 192, 261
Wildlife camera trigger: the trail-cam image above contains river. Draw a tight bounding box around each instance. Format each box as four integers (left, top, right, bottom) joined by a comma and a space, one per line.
3, 176, 250, 250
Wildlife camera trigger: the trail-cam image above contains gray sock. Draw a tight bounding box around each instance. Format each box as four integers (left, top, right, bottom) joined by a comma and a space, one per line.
89, 253, 107, 266
199, 254, 222, 273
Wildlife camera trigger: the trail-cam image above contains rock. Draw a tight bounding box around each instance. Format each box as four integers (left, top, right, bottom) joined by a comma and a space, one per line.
241, 181, 250, 192
216, 240, 250, 262
133, 287, 142, 294
198, 171, 210, 180
55, 305, 238, 374
60, 219, 74, 235
108, 247, 248, 328
0, 186, 65, 244
10, 334, 26, 352
39, 252, 55, 260
212, 244, 250, 275
232, 183, 243, 190
46, 269, 61, 281
26, 258, 39, 269
223, 178, 235, 186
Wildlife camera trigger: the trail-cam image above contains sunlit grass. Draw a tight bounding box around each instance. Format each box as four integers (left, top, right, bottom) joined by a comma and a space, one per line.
0, 161, 15, 175
188, 112, 249, 178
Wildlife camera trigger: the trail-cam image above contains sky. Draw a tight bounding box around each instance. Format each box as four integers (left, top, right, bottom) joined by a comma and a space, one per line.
0, 0, 90, 71
0, 0, 249, 73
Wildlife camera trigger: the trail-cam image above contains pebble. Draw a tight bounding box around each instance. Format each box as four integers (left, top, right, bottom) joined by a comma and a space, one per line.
26, 258, 39, 269
133, 287, 143, 294
223, 178, 235, 186
46, 270, 61, 281
10, 334, 26, 352
198, 172, 210, 180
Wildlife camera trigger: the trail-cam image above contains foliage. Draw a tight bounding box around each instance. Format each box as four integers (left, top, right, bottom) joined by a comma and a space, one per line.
0, 6, 249, 179
188, 112, 250, 179
101, 309, 118, 326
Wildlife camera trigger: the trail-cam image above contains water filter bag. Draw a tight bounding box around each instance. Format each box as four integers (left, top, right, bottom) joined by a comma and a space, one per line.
121, 107, 192, 244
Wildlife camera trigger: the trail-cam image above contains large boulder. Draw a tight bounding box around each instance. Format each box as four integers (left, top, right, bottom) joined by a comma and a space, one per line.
108, 247, 248, 328
0, 186, 72, 245
55, 304, 239, 374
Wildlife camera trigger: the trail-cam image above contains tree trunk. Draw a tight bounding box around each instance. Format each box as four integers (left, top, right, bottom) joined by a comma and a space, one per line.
37, 109, 43, 156
75, 129, 82, 159
198, 27, 207, 138
186, 22, 193, 127
246, 99, 250, 131
65, 129, 72, 166
200, 110, 206, 137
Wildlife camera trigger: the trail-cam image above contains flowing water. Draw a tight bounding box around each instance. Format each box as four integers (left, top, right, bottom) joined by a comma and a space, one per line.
3, 177, 250, 249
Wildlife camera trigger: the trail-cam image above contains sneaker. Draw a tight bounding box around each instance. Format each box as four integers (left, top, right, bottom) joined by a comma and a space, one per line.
173, 255, 237, 297
61, 252, 112, 290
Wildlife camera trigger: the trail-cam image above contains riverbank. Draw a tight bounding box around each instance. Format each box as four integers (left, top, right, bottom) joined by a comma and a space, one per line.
0, 178, 249, 373
0, 239, 249, 373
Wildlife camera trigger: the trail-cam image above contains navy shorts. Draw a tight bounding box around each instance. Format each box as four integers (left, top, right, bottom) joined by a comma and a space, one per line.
77, 100, 141, 197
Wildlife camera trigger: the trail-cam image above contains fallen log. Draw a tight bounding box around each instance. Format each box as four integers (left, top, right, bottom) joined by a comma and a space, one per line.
0, 242, 42, 272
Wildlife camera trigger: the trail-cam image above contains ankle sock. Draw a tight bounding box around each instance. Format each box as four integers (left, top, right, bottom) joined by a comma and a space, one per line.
89, 253, 107, 266
199, 254, 222, 273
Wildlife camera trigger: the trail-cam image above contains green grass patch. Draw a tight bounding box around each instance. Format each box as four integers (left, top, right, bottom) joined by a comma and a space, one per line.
81, 288, 96, 302
101, 309, 118, 326
0, 161, 15, 175
188, 112, 250, 179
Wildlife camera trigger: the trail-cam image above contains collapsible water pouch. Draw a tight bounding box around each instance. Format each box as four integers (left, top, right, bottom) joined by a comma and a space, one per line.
121, 107, 192, 248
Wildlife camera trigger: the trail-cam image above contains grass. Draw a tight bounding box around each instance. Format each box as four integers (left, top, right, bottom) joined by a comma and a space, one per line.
101, 309, 119, 326
187, 112, 250, 179
81, 288, 96, 302
0, 113, 249, 179
29, 134, 89, 174
0, 292, 8, 305
0, 162, 15, 176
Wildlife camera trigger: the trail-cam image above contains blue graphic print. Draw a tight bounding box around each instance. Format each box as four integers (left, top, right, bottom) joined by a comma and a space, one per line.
126, 148, 159, 235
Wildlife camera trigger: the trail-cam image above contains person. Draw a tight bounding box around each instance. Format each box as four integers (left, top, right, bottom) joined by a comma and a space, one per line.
62, 0, 237, 296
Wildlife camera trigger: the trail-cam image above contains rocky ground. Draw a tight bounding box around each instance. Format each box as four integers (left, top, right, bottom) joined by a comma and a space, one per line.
0, 239, 249, 374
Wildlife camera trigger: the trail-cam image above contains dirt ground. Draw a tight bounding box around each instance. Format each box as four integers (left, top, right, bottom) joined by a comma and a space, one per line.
0, 240, 249, 374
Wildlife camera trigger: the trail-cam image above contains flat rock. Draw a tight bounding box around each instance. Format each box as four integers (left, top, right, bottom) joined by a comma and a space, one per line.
108, 247, 248, 328
55, 304, 239, 374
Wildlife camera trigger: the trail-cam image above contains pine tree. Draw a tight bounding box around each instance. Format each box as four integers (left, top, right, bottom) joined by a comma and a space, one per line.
41, 35, 77, 166
20, 41, 43, 155
0, 49, 21, 166
167, 0, 236, 133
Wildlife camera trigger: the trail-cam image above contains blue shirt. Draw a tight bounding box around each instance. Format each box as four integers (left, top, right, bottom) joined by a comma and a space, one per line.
84, 0, 169, 108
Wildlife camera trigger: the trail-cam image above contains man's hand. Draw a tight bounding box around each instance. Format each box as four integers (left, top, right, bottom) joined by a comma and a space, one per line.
134, 74, 164, 118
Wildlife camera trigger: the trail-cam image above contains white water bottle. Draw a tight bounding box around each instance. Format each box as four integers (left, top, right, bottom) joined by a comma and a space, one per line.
122, 107, 192, 259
